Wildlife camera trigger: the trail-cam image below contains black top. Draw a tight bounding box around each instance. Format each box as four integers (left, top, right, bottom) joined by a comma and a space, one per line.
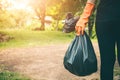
96, 0, 120, 22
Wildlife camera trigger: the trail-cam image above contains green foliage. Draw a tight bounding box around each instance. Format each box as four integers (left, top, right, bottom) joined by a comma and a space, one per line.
45, 23, 54, 31
46, 0, 86, 20
0, 0, 96, 36
0, 11, 16, 28
10, 10, 31, 28
47, 20, 64, 31
61, 0, 82, 14
0, 8, 36, 29
56, 20, 64, 31
25, 19, 41, 30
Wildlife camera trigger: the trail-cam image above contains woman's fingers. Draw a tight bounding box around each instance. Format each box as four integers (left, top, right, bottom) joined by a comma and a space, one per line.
81, 27, 84, 35
76, 26, 84, 36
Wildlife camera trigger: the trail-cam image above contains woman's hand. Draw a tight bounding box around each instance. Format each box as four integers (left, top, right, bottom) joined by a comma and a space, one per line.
75, 1, 95, 36
75, 20, 86, 36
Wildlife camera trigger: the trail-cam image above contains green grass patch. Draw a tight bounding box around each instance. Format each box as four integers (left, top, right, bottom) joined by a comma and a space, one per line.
114, 67, 120, 76
0, 64, 30, 80
0, 71, 30, 80
0, 30, 75, 49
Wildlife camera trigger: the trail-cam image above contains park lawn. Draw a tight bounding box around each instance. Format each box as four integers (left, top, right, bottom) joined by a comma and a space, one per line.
0, 29, 75, 80
1, 29, 120, 79
0, 30, 75, 49
0, 71, 30, 80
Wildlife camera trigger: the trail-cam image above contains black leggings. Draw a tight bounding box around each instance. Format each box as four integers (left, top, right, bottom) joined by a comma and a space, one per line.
95, 20, 120, 80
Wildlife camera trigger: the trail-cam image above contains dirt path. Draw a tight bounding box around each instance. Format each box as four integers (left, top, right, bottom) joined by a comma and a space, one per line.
0, 42, 114, 80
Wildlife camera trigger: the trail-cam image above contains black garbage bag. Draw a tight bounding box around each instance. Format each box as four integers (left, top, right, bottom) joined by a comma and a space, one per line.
63, 16, 80, 33
63, 32, 97, 76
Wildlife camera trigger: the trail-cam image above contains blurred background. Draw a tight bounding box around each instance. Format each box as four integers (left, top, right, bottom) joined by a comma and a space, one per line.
0, 0, 95, 31
0, 0, 106, 80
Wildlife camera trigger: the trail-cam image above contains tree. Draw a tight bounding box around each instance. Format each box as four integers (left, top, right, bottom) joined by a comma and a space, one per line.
0, 0, 34, 29
46, 1, 63, 30
46, 0, 85, 30
0, 0, 16, 28
29, 0, 46, 30
28, 0, 88, 31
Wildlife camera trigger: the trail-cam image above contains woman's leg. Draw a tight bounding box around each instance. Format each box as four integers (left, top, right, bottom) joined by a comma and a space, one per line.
96, 21, 116, 80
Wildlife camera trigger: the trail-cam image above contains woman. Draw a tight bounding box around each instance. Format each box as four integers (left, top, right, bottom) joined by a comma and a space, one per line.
75, 0, 120, 80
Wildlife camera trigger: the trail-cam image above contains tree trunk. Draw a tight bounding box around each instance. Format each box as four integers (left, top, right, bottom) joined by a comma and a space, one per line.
56, 20, 60, 30
39, 1, 46, 31
40, 11, 45, 30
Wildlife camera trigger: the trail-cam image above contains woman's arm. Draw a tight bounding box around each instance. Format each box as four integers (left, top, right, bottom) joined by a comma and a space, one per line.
75, 0, 96, 35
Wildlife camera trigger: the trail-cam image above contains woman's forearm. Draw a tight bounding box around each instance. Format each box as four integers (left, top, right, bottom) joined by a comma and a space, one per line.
87, 0, 96, 4
76, 0, 96, 35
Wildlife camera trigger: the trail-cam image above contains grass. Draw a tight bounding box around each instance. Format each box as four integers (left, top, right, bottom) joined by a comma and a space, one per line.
0, 65, 30, 80
1, 29, 120, 79
0, 29, 75, 49
0, 71, 30, 80
0, 29, 98, 80
0, 29, 75, 80
114, 67, 120, 76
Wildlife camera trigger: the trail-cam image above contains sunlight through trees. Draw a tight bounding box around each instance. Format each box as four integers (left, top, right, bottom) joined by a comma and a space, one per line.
0, 0, 95, 36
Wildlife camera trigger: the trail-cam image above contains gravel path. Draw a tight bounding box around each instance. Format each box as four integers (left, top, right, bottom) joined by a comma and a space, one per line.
0, 42, 118, 80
